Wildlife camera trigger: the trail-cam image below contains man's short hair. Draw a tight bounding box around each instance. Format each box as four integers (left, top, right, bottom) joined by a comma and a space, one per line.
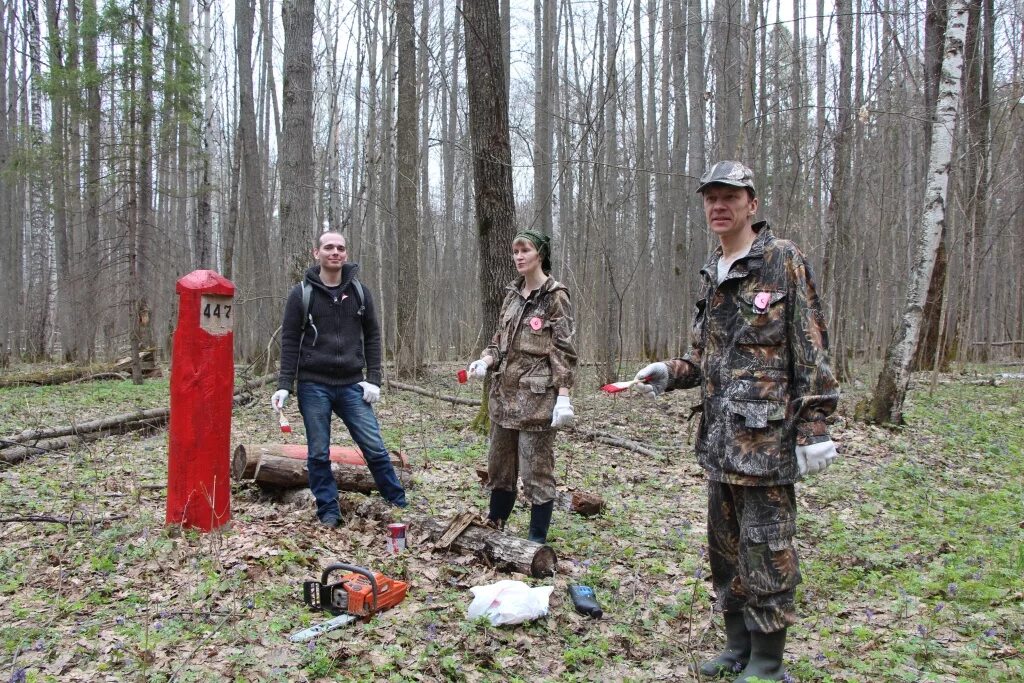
316, 231, 345, 249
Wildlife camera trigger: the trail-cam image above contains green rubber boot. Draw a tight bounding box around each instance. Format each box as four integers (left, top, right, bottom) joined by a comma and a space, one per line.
697, 612, 750, 678
733, 628, 787, 682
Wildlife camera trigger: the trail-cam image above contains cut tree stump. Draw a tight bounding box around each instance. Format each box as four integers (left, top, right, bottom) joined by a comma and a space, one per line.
231, 443, 412, 494
419, 514, 557, 578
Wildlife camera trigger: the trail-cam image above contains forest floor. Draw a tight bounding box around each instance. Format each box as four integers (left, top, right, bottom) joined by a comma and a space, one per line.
1, 362, 1022, 682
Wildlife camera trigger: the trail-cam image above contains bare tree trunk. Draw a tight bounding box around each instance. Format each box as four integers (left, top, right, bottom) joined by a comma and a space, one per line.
196, 0, 214, 268
45, 0, 72, 361
394, 0, 420, 378
464, 0, 518, 428
823, 0, 854, 381
913, 0, 951, 371
869, 0, 969, 425
25, 0, 51, 361
950, 0, 991, 365
81, 0, 101, 361
533, 0, 555, 236
280, 0, 316, 258
712, 0, 742, 158
136, 0, 155, 355
0, 9, 12, 357
236, 0, 269, 359
633, 0, 651, 357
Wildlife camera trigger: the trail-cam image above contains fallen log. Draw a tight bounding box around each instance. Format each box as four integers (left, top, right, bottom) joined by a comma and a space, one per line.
231, 443, 412, 494
386, 379, 482, 407
0, 374, 277, 460
0, 429, 131, 465
0, 350, 159, 388
2, 409, 172, 450
419, 514, 557, 578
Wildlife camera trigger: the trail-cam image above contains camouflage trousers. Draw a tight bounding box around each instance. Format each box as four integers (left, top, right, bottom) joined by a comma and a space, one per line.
707, 481, 801, 633
487, 424, 557, 504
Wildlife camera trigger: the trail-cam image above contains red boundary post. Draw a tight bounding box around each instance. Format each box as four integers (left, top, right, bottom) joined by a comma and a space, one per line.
167, 270, 235, 531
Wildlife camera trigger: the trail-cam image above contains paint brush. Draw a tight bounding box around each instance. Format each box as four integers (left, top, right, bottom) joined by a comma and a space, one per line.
277, 410, 292, 433
599, 377, 648, 394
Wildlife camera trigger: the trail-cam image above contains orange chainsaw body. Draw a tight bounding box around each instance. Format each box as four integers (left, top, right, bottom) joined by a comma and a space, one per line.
304, 563, 408, 619
336, 570, 408, 617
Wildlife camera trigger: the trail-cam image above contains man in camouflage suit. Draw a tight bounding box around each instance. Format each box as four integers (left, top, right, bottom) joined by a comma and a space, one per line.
633, 161, 839, 681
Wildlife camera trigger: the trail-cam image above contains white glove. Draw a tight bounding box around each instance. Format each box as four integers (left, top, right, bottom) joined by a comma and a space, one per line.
468, 359, 490, 379
631, 362, 669, 398
551, 395, 574, 428
271, 390, 289, 411
796, 440, 838, 477
358, 381, 381, 404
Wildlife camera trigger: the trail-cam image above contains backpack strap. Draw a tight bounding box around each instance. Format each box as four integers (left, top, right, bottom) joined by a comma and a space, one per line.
351, 278, 365, 316
299, 279, 364, 330
301, 282, 313, 331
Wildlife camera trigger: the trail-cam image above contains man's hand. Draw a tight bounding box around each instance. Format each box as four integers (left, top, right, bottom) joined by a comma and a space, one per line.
468, 358, 490, 379
358, 382, 381, 404
271, 390, 289, 411
551, 395, 575, 428
796, 440, 838, 477
631, 362, 669, 398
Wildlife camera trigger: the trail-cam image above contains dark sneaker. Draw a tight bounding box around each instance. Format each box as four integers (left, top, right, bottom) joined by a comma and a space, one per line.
320, 515, 340, 528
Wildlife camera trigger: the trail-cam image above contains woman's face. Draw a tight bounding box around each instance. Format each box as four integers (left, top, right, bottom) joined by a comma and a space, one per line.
512, 239, 542, 275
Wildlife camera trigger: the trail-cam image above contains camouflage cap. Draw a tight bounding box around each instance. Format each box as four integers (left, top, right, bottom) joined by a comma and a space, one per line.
696, 160, 756, 196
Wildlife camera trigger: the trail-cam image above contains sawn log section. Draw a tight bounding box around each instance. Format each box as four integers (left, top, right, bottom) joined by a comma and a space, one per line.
231, 443, 412, 494
420, 515, 557, 578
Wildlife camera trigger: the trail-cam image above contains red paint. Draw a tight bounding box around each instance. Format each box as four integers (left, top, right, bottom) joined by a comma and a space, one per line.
457, 369, 468, 384
167, 270, 235, 531
273, 444, 410, 469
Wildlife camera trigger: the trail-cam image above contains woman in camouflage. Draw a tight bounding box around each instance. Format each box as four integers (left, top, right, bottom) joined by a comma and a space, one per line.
466, 230, 578, 544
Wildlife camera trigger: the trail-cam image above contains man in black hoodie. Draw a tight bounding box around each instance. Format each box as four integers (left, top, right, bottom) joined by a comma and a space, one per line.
272, 232, 407, 527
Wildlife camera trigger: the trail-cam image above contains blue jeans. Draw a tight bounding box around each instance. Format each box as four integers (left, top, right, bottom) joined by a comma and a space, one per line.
297, 382, 407, 521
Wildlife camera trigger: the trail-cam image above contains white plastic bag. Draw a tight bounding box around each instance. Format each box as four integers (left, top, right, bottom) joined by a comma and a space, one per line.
466, 580, 554, 626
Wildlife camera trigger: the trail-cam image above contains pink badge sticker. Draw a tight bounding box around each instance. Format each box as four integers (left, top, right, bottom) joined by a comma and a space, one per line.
530, 316, 544, 331
754, 292, 771, 311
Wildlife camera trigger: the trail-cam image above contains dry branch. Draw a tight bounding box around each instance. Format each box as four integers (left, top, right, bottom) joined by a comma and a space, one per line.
573, 428, 663, 459
386, 379, 482, 406
0, 514, 129, 525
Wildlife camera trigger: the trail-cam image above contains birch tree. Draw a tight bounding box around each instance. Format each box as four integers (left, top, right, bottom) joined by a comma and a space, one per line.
869, 0, 969, 424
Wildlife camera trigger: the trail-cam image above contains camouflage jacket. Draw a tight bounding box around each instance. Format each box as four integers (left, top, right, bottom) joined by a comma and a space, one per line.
483, 276, 578, 431
663, 222, 839, 485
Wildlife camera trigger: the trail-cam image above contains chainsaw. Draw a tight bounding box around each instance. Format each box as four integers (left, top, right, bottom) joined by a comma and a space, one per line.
288, 563, 409, 642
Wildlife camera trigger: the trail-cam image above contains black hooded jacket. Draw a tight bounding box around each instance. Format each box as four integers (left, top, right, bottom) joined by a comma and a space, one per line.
277, 263, 383, 390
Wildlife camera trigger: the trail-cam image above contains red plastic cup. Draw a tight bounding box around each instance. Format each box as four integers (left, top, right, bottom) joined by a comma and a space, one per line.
457, 369, 468, 384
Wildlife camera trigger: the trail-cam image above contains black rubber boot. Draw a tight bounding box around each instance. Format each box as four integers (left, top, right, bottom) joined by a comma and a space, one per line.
487, 488, 516, 530
734, 628, 787, 682
527, 500, 554, 543
696, 612, 750, 678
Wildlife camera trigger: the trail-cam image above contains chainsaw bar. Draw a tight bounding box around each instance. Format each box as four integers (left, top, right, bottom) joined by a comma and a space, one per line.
288, 613, 358, 642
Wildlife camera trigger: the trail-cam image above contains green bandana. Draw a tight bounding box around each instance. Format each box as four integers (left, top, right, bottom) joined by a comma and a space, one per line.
514, 230, 553, 274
